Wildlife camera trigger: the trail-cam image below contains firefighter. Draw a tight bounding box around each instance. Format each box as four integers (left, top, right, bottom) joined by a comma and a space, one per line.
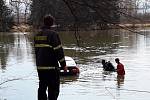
34, 15, 67, 100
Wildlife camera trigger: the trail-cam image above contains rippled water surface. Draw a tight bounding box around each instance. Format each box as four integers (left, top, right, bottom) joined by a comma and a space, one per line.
1, 29, 150, 100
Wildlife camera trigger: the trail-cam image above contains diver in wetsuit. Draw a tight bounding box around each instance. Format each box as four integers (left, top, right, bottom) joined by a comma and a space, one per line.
102, 59, 115, 71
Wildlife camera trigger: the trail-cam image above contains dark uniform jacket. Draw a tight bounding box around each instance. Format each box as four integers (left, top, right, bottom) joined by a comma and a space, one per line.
103, 61, 115, 71
34, 26, 66, 70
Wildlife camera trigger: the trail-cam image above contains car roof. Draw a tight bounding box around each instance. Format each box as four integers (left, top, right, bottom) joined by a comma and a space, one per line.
65, 56, 76, 66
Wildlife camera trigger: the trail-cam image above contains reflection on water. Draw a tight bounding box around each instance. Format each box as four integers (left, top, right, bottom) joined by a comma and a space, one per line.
60, 76, 79, 84
0, 32, 37, 100
1, 29, 150, 100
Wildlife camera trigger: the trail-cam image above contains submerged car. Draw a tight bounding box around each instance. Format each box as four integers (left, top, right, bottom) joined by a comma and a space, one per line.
60, 56, 80, 76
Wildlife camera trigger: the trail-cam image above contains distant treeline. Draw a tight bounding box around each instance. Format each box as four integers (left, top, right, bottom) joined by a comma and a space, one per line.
30, 0, 150, 30
30, 0, 120, 29
1, 0, 150, 32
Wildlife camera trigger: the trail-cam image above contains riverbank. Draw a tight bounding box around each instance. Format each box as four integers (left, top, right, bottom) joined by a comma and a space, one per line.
10, 23, 150, 32
11, 24, 32, 32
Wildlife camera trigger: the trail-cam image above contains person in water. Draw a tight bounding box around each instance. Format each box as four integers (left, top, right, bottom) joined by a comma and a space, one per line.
102, 59, 115, 71
115, 58, 125, 75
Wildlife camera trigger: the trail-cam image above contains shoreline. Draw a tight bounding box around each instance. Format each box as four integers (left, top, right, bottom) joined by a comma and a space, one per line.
8, 23, 150, 32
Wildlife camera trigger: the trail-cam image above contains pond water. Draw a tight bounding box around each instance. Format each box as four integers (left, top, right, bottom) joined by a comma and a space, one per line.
0, 29, 150, 100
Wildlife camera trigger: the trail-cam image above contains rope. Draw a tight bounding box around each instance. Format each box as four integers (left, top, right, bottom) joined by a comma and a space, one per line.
104, 80, 118, 100
106, 87, 150, 94
0, 71, 35, 86
104, 86, 117, 99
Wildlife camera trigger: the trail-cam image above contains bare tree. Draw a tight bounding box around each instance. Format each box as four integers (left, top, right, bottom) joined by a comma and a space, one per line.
0, 0, 14, 31
9, 0, 22, 25
21, 0, 31, 23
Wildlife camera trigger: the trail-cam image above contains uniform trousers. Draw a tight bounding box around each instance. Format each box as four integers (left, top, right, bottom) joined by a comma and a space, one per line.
37, 69, 60, 100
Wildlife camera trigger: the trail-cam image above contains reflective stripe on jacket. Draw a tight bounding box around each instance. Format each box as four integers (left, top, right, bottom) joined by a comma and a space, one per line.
37, 66, 56, 70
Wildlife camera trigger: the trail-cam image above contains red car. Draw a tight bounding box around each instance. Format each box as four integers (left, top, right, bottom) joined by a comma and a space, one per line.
60, 56, 80, 76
